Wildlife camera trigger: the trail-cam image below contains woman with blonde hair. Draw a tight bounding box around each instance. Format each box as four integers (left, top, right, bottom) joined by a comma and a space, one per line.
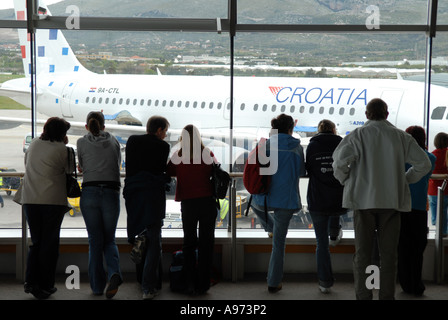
167, 124, 217, 294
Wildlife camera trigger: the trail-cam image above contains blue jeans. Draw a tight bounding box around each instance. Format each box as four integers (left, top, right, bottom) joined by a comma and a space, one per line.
428, 195, 448, 234
252, 203, 295, 287
80, 186, 122, 294
309, 212, 342, 288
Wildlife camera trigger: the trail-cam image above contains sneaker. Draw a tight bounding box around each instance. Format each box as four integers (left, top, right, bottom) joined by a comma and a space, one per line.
142, 290, 159, 300
268, 284, 282, 293
106, 274, 123, 299
319, 285, 331, 294
329, 229, 343, 247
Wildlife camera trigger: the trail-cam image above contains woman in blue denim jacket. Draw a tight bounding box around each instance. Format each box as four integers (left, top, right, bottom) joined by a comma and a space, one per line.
251, 114, 306, 293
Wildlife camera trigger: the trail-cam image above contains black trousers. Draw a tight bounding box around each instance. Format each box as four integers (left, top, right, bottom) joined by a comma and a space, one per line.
181, 196, 217, 293
23, 204, 66, 291
397, 210, 428, 296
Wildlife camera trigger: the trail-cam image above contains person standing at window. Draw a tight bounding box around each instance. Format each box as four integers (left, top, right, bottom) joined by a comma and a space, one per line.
124, 116, 171, 300
18, 117, 75, 299
250, 114, 306, 293
167, 124, 218, 295
332, 98, 431, 300
428, 132, 448, 236
305, 119, 346, 294
398, 126, 435, 296
77, 111, 123, 298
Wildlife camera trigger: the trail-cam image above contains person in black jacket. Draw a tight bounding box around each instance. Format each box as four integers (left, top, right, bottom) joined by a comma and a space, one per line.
305, 119, 347, 294
123, 115, 171, 300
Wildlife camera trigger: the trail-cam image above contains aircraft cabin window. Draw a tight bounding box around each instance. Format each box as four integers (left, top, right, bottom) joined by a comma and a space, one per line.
155, 100, 159, 106
262, 104, 267, 111
254, 104, 259, 111
309, 106, 314, 114
162, 100, 167, 107
112, 98, 116, 104
126, 98, 130, 105
185, 101, 190, 108
349, 108, 355, 116
431, 106, 446, 119
227, 103, 231, 110
147, 99, 151, 106
170, 100, 174, 107
329, 107, 334, 115
119, 98, 123, 105
339, 108, 345, 115
281, 105, 286, 112
85, 97, 89, 103
177, 101, 182, 108
201, 102, 206, 109
133, 99, 137, 105
217, 102, 222, 109
290, 106, 295, 113
299, 106, 304, 113
193, 101, 198, 108
209, 102, 214, 109
319, 107, 324, 114
98, 98, 103, 104
240, 103, 245, 111
105, 98, 109, 104
140, 99, 144, 106
271, 105, 276, 112
92, 97, 96, 103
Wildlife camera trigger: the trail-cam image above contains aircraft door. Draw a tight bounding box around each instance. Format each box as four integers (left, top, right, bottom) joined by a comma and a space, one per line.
380, 90, 403, 125
60, 82, 77, 118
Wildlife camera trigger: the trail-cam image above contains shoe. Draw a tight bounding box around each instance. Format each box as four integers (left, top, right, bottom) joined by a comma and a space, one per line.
24, 283, 51, 300
268, 284, 282, 293
142, 290, 159, 300
329, 229, 343, 247
105, 274, 123, 299
319, 285, 331, 294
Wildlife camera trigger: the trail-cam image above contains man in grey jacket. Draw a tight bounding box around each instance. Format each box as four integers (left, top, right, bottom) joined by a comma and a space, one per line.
332, 98, 432, 300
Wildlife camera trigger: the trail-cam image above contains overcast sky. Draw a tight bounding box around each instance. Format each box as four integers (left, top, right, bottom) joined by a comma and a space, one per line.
0, 0, 65, 10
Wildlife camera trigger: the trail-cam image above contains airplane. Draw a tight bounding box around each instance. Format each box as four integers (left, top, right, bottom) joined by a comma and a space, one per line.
1, 0, 448, 167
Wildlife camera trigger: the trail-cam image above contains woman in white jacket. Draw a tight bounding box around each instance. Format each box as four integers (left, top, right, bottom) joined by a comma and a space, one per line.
19, 117, 75, 299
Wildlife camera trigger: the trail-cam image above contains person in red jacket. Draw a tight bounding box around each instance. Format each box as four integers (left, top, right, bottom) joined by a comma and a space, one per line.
167, 124, 218, 294
428, 132, 448, 235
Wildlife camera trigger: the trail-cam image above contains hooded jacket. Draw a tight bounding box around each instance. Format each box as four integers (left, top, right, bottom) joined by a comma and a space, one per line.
252, 133, 306, 210
76, 131, 121, 185
306, 132, 346, 214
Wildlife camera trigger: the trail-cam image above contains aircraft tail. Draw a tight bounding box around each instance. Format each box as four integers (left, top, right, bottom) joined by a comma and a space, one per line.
13, 0, 90, 77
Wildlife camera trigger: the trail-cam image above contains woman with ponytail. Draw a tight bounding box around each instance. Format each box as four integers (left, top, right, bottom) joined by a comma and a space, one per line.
77, 111, 123, 298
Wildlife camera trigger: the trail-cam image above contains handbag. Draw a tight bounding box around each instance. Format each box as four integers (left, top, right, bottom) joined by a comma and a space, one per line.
66, 147, 81, 198
211, 162, 230, 200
